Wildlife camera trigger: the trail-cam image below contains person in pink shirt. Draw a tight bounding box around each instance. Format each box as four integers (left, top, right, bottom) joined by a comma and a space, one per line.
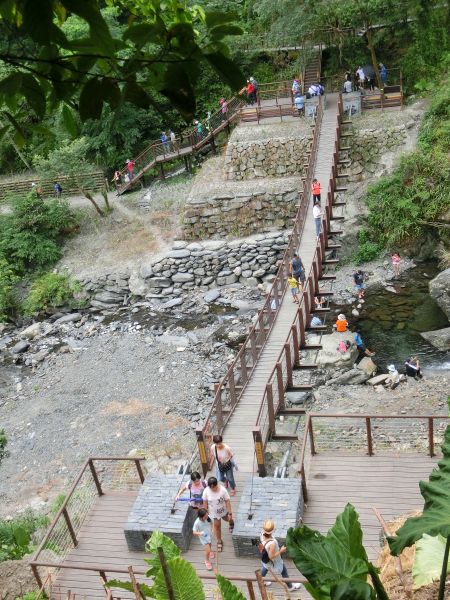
391, 252, 401, 278
211, 435, 237, 496
126, 159, 135, 179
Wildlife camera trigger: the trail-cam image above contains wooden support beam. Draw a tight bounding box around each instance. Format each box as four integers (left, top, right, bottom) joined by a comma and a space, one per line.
319, 274, 337, 280
287, 384, 313, 391
326, 243, 342, 249
295, 363, 319, 369
278, 408, 306, 416
271, 434, 299, 442
301, 344, 323, 350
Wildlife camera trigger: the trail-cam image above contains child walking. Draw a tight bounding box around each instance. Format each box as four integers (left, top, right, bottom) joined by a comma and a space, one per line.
288, 275, 300, 303
193, 508, 215, 570
391, 252, 401, 278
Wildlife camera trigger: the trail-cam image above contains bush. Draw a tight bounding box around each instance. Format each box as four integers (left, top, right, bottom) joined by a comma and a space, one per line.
0, 258, 18, 321
0, 512, 48, 562
0, 429, 7, 462
0, 194, 78, 274
15, 594, 42, 600
23, 273, 81, 315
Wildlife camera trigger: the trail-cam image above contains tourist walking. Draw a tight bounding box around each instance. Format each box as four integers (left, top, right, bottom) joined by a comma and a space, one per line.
288, 275, 300, 303
391, 252, 401, 278
334, 314, 348, 332
211, 435, 237, 495
219, 98, 228, 121
405, 356, 423, 379
311, 178, 321, 204
246, 79, 257, 105
379, 63, 387, 86
176, 471, 206, 509
356, 66, 365, 89
289, 253, 305, 292
54, 182, 62, 197
202, 477, 233, 552
126, 159, 135, 179
259, 519, 301, 590
170, 130, 179, 152
192, 508, 215, 570
160, 131, 170, 153
354, 330, 375, 356
294, 93, 305, 116
353, 269, 366, 299
112, 170, 121, 190
313, 201, 322, 238
195, 120, 205, 141
292, 79, 300, 95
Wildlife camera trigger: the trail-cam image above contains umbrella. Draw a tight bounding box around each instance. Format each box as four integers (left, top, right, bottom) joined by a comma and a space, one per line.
363, 64, 375, 79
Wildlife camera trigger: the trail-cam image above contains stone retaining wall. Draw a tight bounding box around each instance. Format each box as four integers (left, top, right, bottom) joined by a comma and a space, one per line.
224, 136, 310, 180
77, 231, 289, 309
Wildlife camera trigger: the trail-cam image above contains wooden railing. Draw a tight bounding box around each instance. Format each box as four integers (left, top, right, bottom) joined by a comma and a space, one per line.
252, 96, 344, 476
30, 457, 146, 590
298, 414, 450, 502
195, 97, 324, 476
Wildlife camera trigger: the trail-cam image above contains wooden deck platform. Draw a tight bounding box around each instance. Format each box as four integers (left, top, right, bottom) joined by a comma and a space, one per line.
49, 453, 432, 598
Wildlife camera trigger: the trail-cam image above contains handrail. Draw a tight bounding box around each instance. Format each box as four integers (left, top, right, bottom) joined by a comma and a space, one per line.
252, 94, 343, 474
297, 413, 449, 501
196, 96, 324, 475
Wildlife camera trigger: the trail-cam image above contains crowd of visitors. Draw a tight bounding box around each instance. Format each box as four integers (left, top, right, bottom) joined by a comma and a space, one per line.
343, 63, 388, 94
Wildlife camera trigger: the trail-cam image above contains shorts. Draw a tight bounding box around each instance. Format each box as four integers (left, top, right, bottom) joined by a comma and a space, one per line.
294, 271, 305, 283
199, 534, 212, 546
357, 344, 366, 353
355, 283, 365, 290
290, 288, 298, 297
212, 512, 230, 522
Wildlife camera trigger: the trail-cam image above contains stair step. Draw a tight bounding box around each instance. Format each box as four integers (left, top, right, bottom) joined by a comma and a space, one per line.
330, 215, 345, 220
335, 187, 348, 192
301, 344, 323, 350
326, 243, 342, 249
323, 258, 340, 264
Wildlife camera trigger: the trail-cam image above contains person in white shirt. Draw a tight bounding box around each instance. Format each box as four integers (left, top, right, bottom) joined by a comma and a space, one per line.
356, 66, 365, 89
312, 201, 322, 237
202, 477, 233, 553
343, 79, 352, 93
192, 508, 215, 570
211, 434, 237, 495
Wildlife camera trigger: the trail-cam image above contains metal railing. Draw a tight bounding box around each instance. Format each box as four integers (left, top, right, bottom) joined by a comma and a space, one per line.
298, 414, 450, 502
252, 96, 344, 475
30, 457, 146, 591
195, 97, 324, 475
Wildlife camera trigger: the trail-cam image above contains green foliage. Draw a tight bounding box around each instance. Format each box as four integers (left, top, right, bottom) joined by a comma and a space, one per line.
216, 574, 247, 600
353, 230, 381, 264
0, 512, 48, 562
15, 594, 43, 600
0, 258, 18, 321
0, 194, 77, 275
0, 429, 7, 462
144, 530, 181, 577
23, 273, 81, 315
412, 534, 450, 589
287, 504, 389, 600
362, 75, 450, 250
153, 556, 205, 600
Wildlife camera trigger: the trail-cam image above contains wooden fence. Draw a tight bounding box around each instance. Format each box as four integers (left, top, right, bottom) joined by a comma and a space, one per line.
0, 171, 106, 200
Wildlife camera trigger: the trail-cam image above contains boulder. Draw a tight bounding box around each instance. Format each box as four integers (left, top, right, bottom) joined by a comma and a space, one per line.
139, 264, 153, 280
128, 271, 147, 296
12, 340, 30, 354
172, 240, 188, 249
421, 327, 450, 351
367, 374, 390, 386
172, 272, 194, 283
204, 289, 221, 303
326, 368, 370, 385
429, 268, 450, 319
54, 313, 82, 325
20, 322, 42, 339
285, 391, 311, 405
148, 277, 172, 288
315, 332, 359, 369
356, 357, 377, 376
94, 291, 123, 304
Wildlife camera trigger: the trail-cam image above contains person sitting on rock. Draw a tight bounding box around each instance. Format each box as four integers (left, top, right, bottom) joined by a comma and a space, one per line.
333, 314, 348, 332
405, 356, 423, 379
385, 364, 400, 389
354, 330, 375, 357
310, 314, 322, 327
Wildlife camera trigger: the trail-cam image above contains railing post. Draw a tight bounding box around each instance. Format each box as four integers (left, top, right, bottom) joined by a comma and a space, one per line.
366, 417, 374, 456
285, 343, 293, 390
255, 569, 269, 600
300, 462, 308, 503
228, 368, 237, 408
196, 428, 209, 477
291, 324, 300, 366
215, 384, 224, 431
62, 508, 78, 547
239, 352, 248, 385
246, 580, 257, 600
266, 384, 276, 435
134, 459, 145, 483
276, 362, 284, 405
250, 330, 257, 364
308, 418, 316, 455
253, 428, 267, 477
298, 305, 306, 348
428, 417, 434, 457
31, 564, 43, 589
88, 459, 103, 496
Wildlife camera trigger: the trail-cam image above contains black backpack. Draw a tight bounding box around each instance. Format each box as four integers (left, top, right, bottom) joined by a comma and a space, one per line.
258, 540, 273, 564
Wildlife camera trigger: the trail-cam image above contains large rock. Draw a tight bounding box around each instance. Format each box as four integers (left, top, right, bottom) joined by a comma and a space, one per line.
12, 340, 30, 354
429, 269, 450, 319
94, 291, 123, 304
54, 313, 82, 325
128, 271, 147, 296
204, 289, 221, 303
20, 322, 42, 339
356, 357, 377, 376
315, 332, 359, 369
421, 327, 450, 351
172, 273, 194, 283
326, 368, 370, 385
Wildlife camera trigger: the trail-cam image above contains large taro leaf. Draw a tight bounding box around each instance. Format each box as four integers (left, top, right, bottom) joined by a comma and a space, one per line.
144, 531, 181, 577
106, 579, 153, 597
388, 425, 450, 555
412, 534, 450, 589
216, 574, 247, 600
287, 513, 369, 593
330, 580, 375, 600
152, 556, 205, 600
328, 504, 369, 563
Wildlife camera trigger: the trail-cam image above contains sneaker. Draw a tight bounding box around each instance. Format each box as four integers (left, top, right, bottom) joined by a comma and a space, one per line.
264, 581, 272, 587
290, 583, 301, 590
205, 560, 213, 571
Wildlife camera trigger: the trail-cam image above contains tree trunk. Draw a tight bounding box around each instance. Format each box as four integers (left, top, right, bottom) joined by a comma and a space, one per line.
101, 188, 111, 211
365, 26, 381, 89
83, 190, 105, 216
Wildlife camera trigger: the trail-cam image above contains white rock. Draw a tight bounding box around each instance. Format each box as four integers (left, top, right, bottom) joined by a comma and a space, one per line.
20, 322, 42, 339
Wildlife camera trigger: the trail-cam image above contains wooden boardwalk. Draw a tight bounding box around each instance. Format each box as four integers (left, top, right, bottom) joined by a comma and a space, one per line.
50, 453, 433, 598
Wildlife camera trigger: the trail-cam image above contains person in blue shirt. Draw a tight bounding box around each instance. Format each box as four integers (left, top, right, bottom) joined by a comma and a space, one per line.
160, 131, 170, 153
310, 314, 322, 327
379, 63, 387, 86
354, 329, 375, 356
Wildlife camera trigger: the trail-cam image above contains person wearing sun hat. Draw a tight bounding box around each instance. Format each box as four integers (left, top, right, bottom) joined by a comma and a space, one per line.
333, 314, 348, 333
259, 519, 301, 590
385, 364, 400, 389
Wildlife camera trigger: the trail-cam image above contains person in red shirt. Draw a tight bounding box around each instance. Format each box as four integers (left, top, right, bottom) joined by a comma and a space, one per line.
311, 178, 321, 204
126, 159, 135, 179
246, 80, 256, 105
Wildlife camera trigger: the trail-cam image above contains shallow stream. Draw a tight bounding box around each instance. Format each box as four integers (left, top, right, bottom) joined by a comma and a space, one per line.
340, 263, 450, 372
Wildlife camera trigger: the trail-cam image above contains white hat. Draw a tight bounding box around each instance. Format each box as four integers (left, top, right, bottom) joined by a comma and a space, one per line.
388, 364, 396, 372
338, 314, 346, 321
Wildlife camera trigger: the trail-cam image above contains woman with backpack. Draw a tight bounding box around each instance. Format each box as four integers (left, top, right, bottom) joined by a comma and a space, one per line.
175, 471, 206, 509
259, 519, 301, 590
211, 435, 237, 496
